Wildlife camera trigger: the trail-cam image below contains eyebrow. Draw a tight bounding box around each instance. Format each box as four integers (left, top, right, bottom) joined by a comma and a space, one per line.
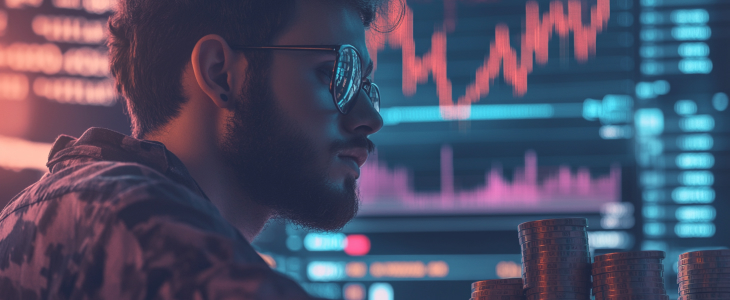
363, 60, 374, 79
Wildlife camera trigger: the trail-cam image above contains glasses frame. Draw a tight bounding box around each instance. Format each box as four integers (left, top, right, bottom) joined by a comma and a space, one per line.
228, 44, 379, 114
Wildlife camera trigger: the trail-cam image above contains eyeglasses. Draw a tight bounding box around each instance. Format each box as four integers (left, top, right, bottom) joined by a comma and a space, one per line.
229, 44, 380, 114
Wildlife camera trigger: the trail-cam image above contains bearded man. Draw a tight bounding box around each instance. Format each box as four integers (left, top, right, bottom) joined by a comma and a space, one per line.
0, 0, 393, 298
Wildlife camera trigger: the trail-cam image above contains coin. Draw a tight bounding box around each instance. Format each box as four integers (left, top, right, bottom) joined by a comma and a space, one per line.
472, 282, 523, 289
594, 251, 666, 262
595, 287, 666, 295
524, 285, 590, 294
592, 263, 664, 275
472, 285, 523, 292
518, 219, 596, 300
522, 268, 592, 277
472, 289, 525, 297
677, 293, 730, 300
470, 295, 526, 300
470, 279, 525, 300
680, 256, 730, 265
592, 258, 664, 269
592, 270, 664, 281
593, 294, 669, 300
679, 262, 730, 272
522, 274, 592, 283
520, 225, 588, 235
523, 261, 591, 270
677, 273, 730, 284
519, 231, 588, 243
522, 251, 591, 260
593, 275, 664, 285
679, 278, 730, 286
593, 281, 665, 292
678, 267, 730, 278
473, 279, 524, 288
679, 287, 730, 295
523, 256, 592, 265
520, 237, 589, 248
522, 244, 589, 255
525, 278, 592, 286
680, 250, 730, 259
524, 291, 589, 300
518, 218, 588, 231
519, 234, 587, 244
523, 280, 592, 289
679, 282, 730, 290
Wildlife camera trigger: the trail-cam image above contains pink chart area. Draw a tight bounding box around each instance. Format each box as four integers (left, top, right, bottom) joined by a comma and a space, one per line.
358, 146, 621, 215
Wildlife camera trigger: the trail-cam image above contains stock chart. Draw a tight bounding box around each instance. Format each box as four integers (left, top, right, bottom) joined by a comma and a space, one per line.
0, 0, 727, 299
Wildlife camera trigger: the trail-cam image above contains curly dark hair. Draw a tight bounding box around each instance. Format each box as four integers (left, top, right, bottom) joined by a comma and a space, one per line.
108, 0, 399, 138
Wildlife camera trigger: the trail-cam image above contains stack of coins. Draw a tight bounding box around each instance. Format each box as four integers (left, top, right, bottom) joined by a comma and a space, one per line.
677, 250, 730, 300
592, 251, 668, 300
470, 278, 525, 300
518, 218, 592, 300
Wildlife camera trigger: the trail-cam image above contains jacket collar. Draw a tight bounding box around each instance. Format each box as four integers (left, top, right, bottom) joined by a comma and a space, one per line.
46, 127, 209, 200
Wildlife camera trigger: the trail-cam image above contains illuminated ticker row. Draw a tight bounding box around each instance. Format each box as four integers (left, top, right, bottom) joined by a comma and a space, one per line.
0, 38, 114, 105
0, 72, 115, 105
0, 43, 109, 76
639, 9, 713, 75
32, 14, 108, 44
307, 260, 451, 281
298, 231, 632, 255
304, 256, 513, 282
6, 0, 113, 14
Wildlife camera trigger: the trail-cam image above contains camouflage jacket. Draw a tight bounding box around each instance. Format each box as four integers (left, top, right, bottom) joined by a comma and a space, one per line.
0, 127, 317, 300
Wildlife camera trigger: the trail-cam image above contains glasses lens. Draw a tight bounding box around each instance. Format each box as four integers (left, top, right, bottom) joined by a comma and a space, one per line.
369, 83, 380, 112
333, 46, 362, 113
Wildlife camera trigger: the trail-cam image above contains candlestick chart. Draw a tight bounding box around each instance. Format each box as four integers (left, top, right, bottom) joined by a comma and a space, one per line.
366, 0, 611, 119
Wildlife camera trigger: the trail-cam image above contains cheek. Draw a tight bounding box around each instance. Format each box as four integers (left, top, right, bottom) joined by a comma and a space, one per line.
270, 57, 333, 115
269, 57, 343, 145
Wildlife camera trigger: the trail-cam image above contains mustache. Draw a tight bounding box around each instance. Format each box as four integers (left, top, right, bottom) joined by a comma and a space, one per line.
332, 136, 376, 154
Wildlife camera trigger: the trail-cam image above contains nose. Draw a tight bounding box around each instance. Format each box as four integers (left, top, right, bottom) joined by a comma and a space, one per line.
343, 88, 383, 136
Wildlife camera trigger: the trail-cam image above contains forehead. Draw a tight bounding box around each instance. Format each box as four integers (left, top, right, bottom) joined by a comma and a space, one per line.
274, 0, 370, 63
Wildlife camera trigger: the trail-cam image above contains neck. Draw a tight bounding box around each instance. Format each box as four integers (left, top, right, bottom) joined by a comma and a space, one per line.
145, 107, 272, 243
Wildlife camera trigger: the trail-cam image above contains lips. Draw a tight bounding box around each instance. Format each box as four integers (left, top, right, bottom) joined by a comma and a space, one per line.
337, 147, 369, 167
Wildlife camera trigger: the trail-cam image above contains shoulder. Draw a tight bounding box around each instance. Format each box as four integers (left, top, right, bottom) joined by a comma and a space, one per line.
0, 159, 265, 271
2, 161, 193, 220
0, 162, 314, 299
0, 160, 238, 250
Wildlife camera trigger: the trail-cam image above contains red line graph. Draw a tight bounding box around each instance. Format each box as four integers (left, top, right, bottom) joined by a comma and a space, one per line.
366, 0, 611, 119
358, 145, 621, 215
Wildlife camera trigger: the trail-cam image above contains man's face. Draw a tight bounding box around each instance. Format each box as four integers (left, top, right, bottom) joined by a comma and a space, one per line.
221, 0, 383, 231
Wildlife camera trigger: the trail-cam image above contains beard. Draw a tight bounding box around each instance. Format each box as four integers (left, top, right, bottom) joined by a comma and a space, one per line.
220, 62, 360, 231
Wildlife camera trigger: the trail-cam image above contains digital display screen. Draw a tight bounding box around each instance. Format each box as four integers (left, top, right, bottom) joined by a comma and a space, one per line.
358, 0, 630, 217
0, 0, 122, 201
0, 0, 727, 299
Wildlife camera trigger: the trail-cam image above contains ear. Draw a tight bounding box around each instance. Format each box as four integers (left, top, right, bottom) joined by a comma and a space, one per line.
190, 34, 241, 109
